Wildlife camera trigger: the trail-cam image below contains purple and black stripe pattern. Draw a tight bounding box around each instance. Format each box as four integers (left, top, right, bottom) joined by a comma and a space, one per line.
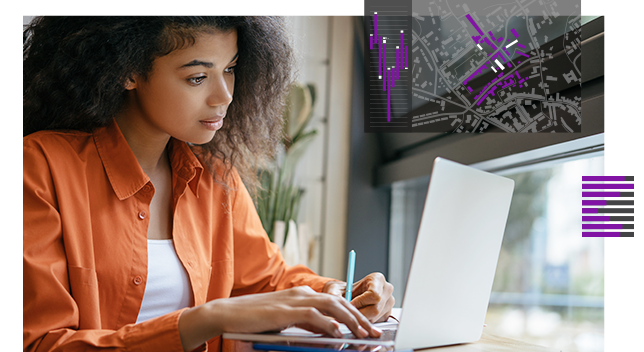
582, 176, 634, 237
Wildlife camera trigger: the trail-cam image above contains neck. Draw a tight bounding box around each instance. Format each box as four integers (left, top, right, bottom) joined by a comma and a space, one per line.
114, 115, 171, 176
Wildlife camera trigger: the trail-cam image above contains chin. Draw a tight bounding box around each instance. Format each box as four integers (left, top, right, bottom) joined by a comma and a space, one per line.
181, 131, 217, 146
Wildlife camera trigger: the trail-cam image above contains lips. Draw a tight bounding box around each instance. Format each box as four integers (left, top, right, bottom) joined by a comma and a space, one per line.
200, 115, 225, 131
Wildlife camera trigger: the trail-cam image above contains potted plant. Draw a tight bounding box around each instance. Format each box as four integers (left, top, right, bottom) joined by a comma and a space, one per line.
255, 82, 318, 266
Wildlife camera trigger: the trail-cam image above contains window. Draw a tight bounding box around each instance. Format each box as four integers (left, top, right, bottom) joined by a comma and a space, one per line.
389, 152, 604, 352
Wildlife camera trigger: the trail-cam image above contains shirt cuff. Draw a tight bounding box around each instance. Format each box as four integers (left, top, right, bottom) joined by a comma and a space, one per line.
124, 308, 193, 352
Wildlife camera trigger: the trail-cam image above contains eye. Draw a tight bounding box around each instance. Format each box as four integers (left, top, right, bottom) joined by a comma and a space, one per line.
187, 75, 206, 86
225, 65, 237, 74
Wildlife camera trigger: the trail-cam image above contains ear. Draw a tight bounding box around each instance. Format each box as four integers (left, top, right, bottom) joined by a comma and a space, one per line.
124, 76, 137, 90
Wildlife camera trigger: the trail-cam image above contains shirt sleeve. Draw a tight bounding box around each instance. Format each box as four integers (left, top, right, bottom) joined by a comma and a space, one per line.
227, 169, 334, 296
23, 141, 200, 352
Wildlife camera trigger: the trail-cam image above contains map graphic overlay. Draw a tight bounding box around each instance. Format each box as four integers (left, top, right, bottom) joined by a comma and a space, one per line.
364, 0, 582, 133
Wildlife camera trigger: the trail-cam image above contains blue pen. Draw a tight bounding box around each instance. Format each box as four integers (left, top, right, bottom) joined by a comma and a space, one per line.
345, 250, 356, 301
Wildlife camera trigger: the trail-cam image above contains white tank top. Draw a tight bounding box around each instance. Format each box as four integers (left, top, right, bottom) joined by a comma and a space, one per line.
136, 239, 193, 323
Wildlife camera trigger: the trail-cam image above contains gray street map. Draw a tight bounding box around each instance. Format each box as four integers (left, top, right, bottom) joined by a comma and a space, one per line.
410, 0, 581, 132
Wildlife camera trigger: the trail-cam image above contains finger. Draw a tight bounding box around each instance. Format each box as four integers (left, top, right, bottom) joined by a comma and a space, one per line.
290, 306, 343, 338
356, 282, 394, 322
314, 294, 380, 338
323, 281, 346, 297
351, 273, 386, 308
294, 319, 342, 337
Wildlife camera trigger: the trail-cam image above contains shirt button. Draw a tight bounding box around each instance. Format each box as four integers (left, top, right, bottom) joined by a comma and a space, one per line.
133, 276, 143, 285
142, 184, 152, 192
138, 211, 146, 220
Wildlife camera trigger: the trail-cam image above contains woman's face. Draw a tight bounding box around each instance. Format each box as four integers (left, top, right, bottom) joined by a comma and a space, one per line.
125, 29, 238, 145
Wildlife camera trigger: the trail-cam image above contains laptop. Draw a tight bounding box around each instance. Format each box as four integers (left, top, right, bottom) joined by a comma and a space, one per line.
223, 157, 515, 351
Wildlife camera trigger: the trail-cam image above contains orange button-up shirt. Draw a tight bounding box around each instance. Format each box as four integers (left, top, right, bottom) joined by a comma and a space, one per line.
23, 120, 331, 352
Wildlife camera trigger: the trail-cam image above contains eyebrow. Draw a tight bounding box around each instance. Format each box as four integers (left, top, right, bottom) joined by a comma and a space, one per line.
180, 52, 239, 69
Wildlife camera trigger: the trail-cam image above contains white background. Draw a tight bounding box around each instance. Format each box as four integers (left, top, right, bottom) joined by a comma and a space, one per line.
5, 0, 642, 350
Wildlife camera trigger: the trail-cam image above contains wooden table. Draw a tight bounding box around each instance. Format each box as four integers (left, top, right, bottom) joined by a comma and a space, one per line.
416, 333, 560, 351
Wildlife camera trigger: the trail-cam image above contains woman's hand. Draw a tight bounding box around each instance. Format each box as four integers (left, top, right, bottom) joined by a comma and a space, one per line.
322, 272, 395, 323
178, 286, 382, 351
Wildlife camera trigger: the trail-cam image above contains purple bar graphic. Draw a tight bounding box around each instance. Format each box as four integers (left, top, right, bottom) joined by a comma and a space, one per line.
583, 224, 625, 229
583, 176, 633, 181
583, 200, 606, 206
370, 35, 373, 50
382, 38, 386, 83
375, 13, 378, 41
400, 31, 404, 57
583, 184, 634, 189
582, 192, 621, 197
583, 216, 610, 221
583, 232, 621, 237
387, 72, 391, 122
582, 208, 599, 213
378, 37, 382, 77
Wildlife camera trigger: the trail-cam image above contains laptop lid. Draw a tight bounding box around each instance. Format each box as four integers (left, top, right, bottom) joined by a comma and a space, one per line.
394, 157, 514, 350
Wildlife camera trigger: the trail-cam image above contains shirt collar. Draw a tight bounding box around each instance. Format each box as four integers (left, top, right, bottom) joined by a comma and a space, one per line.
93, 119, 203, 200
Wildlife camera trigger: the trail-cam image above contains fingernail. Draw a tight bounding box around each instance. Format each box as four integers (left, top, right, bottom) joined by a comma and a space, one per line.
372, 326, 383, 334
358, 326, 369, 338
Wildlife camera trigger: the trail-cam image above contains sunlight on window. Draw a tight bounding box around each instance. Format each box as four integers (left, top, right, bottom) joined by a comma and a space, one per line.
486, 155, 604, 352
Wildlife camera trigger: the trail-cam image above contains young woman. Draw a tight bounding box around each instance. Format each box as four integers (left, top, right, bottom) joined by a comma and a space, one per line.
23, 17, 394, 352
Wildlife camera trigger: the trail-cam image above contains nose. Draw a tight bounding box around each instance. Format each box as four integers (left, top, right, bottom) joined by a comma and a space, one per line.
206, 75, 233, 107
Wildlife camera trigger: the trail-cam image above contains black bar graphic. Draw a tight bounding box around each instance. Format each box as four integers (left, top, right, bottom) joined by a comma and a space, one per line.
606, 200, 635, 205
625, 176, 635, 181
621, 232, 635, 237
611, 216, 635, 221
621, 192, 635, 197
597, 208, 635, 213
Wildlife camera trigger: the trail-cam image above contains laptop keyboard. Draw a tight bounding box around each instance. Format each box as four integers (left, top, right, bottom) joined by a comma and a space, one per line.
341, 329, 397, 341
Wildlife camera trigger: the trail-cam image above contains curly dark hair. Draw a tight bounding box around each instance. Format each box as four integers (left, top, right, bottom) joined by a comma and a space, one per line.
23, 16, 294, 191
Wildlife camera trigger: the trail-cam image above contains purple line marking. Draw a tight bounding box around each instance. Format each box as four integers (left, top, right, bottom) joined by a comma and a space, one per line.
378, 37, 382, 76
382, 59, 386, 91
370, 35, 373, 50
472, 35, 482, 44
583, 224, 624, 229
517, 43, 526, 49
583, 176, 630, 181
583, 184, 634, 189
382, 39, 386, 91
387, 74, 391, 122
466, 14, 485, 36
482, 37, 498, 51
488, 31, 497, 42
511, 28, 519, 38
375, 13, 378, 41
583, 200, 607, 206
582, 208, 599, 213
463, 65, 486, 86
517, 51, 530, 58
583, 192, 622, 197
583, 232, 621, 237
583, 216, 610, 221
